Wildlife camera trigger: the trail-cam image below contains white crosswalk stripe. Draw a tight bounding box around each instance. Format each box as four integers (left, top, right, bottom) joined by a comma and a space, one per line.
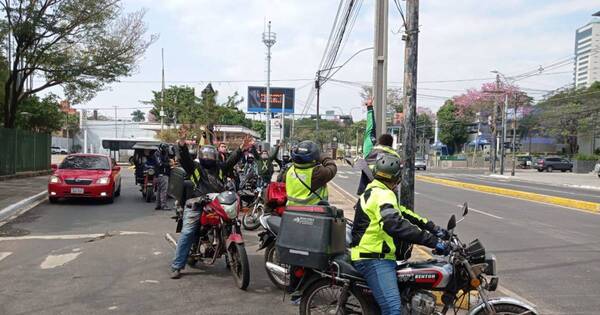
338, 175, 349, 179
0, 252, 12, 262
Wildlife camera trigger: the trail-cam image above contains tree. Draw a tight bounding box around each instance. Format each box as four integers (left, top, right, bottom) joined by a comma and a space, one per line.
131, 109, 145, 122
14, 94, 64, 133
1, 0, 156, 128
416, 112, 434, 142
437, 100, 468, 154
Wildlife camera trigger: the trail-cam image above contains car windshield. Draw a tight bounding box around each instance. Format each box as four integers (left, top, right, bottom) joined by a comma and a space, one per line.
59, 156, 110, 170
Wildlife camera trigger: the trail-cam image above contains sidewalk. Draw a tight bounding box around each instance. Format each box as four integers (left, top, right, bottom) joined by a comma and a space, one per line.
490, 169, 600, 191
0, 175, 48, 223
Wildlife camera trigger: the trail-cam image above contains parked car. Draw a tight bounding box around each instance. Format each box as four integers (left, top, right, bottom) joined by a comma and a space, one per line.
517, 155, 533, 169
535, 157, 573, 172
594, 161, 600, 178
48, 154, 122, 203
415, 158, 427, 171
50, 146, 68, 154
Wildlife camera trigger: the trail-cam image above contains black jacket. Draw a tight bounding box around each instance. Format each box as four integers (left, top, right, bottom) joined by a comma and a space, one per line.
178, 144, 242, 196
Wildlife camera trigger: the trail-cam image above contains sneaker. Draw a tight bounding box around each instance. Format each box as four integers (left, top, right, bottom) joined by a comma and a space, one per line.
155, 205, 161, 210
170, 268, 181, 279
290, 296, 301, 305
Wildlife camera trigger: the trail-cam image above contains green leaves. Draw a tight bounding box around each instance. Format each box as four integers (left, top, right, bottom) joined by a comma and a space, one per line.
437, 100, 468, 154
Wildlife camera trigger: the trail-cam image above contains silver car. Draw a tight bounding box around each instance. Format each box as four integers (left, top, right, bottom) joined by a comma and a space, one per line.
415, 158, 427, 171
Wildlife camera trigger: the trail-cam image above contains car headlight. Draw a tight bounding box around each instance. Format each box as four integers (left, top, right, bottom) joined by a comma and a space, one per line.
97, 177, 110, 184
49, 176, 61, 183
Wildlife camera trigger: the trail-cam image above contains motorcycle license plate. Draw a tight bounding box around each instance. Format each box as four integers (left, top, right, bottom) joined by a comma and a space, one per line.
70, 187, 84, 194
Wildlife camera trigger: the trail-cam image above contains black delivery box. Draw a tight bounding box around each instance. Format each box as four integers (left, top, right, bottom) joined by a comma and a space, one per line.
276, 205, 346, 269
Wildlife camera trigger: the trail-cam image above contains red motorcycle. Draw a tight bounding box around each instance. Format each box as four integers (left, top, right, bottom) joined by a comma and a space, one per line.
179, 191, 250, 290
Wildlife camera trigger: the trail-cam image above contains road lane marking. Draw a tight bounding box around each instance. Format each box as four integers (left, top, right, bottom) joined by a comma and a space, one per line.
417, 175, 600, 214
40, 252, 81, 269
0, 231, 151, 241
455, 204, 503, 220
469, 177, 600, 199
338, 175, 349, 179
330, 181, 358, 201
0, 252, 12, 262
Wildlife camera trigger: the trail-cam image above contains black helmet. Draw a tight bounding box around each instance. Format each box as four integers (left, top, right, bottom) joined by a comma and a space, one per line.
291, 140, 320, 164
373, 154, 402, 183
199, 145, 218, 161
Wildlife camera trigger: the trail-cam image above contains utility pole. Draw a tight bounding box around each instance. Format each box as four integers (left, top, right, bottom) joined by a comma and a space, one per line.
400, 0, 419, 210
490, 74, 500, 173
263, 21, 277, 143
315, 72, 321, 133
281, 94, 286, 153
160, 48, 165, 132
373, 0, 388, 137
114, 106, 118, 138
500, 94, 508, 175
472, 112, 480, 167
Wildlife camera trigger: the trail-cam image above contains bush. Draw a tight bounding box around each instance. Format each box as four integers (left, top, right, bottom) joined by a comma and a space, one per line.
573, 153, 600, 161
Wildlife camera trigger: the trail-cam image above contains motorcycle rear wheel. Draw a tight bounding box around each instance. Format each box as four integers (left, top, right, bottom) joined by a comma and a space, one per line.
472, 303, 531, 315
242, 203, 263, 231
228, 243, 250, 290
264, 244, 287, 290
300, 278, 376, 315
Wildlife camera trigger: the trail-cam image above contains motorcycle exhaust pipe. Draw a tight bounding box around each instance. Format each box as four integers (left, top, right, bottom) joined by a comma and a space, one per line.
266, 262, 289, 285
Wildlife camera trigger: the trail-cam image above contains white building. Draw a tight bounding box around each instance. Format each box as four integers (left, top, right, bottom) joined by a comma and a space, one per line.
574, 12, 600, 88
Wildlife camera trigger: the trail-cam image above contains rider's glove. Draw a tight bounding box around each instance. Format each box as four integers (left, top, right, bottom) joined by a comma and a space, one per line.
433, 225, 450, 240
433, 241, 450, 256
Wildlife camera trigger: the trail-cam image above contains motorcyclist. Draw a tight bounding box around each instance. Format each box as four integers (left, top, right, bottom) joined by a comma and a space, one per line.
350, 154, 449, 315
251, 143, 280, 185
276, 152, 292, 182
283, 140, 337, 206
154, 143, 174, 210
170, 132, 254, 279
218, 142, 240, 190
357, 99, 401, 195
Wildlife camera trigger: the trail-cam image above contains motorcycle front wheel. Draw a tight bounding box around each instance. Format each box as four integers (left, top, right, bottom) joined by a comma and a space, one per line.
472, 303, 532, 315
228, 243, 250, 290
242, 203, 264, 231
145, 186, 154, 203
300, 278, 376, 315
264, 244, 287, 290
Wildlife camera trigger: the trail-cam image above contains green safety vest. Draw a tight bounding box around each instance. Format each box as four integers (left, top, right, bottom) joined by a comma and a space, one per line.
285, 165, 328, 206
351, 180, 399, 261
190, 168, 223, 188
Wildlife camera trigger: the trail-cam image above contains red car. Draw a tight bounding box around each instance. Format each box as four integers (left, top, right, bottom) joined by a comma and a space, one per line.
48, 154, 122, 203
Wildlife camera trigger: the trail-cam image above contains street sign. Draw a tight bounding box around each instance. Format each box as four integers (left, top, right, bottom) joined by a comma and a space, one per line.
247, 86, 295, 113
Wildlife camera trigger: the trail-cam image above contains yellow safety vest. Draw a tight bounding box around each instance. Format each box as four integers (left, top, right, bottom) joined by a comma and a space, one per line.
285, 165, 328, 206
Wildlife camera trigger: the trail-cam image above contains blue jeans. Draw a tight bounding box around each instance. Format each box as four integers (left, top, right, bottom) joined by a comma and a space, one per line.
354, 259, 401, 315
171, 204, 202, 270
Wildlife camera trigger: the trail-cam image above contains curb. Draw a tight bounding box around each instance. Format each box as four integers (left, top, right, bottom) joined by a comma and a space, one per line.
417, 175, 600, 214
0, 191, 47, 226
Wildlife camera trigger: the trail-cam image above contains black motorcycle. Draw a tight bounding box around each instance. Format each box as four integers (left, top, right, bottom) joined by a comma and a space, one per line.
268, 204, 538, 315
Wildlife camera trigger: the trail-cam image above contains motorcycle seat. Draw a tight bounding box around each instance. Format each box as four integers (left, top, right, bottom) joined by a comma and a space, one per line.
332, 253, 364, 280
266, 215, 281, 235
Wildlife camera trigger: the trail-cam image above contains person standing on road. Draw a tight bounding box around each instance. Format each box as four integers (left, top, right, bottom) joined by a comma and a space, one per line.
357, 99, 401, 195
170, 130, 254, 279
351, 154, 449, 315
155, 144, 173, 210
276, 152, 292, 182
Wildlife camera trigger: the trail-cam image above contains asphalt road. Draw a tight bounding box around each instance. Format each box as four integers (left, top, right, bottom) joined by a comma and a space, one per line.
0, 169, 296, 315
424, 168, 600, 204
333, 165, 600, 315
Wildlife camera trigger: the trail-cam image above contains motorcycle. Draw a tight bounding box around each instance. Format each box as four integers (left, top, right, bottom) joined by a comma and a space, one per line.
267, 203, 538, 315
175, 191, 250, 290
240, 175, 266, 231
142, 163, 156, 203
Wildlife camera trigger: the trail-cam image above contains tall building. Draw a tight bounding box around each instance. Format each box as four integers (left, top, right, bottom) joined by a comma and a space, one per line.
574, 12, 600, 88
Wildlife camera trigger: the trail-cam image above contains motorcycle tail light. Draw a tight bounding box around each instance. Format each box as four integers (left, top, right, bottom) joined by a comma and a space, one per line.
294, 267, 305, 278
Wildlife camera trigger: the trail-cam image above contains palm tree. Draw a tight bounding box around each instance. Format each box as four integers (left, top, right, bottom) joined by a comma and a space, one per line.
131, 110, 145, 122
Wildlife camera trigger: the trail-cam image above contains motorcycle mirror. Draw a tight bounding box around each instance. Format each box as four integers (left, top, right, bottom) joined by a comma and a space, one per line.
462, 202, 469, 217
344, 157, 354, 167
447, 214, 456, 231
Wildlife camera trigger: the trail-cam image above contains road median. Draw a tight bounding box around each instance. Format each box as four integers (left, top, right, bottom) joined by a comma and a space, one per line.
417, 175, 600, 214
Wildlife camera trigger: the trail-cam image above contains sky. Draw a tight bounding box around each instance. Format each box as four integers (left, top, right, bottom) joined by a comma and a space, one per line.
65, 0, 600, 121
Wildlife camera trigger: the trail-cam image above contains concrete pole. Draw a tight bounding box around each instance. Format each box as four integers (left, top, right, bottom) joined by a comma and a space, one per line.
511, 101, 518, 176
400, 0, 419, 210
161, 48, 165, 132
491, 74, 500, 173
372, 0, 388, 137
281, 94, 285, 155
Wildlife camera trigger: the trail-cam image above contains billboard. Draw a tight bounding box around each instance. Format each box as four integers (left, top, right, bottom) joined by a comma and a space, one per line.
248, 86, 295, 114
